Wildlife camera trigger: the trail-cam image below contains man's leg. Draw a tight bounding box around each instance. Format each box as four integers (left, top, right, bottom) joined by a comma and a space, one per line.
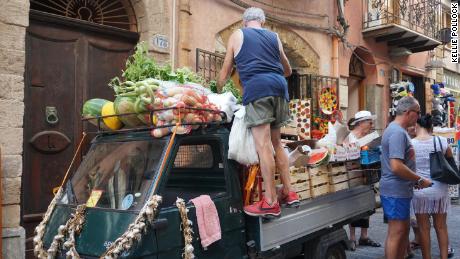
251, 123, 277, 204
270, 127, 294, 195
385, 219, 410, 259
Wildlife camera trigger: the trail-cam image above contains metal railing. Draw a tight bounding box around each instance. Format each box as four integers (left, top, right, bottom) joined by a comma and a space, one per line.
196, 48, 225, 82
363, 0, 441, 40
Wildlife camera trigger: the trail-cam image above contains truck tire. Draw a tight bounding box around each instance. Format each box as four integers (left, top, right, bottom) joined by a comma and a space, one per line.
325, 243, 346, 259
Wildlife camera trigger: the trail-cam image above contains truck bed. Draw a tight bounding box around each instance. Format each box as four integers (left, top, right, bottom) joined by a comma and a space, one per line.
246, 185, 376, 251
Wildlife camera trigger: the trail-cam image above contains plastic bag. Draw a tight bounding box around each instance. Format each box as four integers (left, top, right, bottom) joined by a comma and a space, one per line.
208, 92, 238, 122
317, 122, 337, 148
228, 107, 259, 165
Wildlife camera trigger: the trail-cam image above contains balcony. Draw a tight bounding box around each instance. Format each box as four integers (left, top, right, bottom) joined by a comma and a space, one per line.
362, 0, 442, 55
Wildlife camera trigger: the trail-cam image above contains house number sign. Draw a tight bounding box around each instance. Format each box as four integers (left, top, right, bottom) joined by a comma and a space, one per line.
152, 34, 169, 50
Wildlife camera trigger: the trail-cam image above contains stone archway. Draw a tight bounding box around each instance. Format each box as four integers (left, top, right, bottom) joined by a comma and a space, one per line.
216, 20, 320, 74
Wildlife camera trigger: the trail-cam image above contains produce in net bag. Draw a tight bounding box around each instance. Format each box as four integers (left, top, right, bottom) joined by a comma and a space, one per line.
228, 107, 259, 165
148, 82, 223, 138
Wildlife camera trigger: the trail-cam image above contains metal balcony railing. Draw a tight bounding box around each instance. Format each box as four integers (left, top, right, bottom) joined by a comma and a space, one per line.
196, 48, 225, 82
363, 0, 442, 40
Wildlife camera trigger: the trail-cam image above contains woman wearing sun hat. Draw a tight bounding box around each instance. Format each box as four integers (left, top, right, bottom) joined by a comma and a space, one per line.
343, 110, 377, 145
344, 110, 381, 250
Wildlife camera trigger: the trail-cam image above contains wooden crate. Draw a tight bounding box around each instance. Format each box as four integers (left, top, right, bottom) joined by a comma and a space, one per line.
329, 172, 348, 184
311, 183, 329, 198
329, 162, 347, 174
345, 160, 361, 170
308, 164, 331, 175
310, 173, 329, 186
290, 172, 309, 183
297, 190, 311, 200
330, 181, 349, 192
348, 177, 364, 187
347, 170, 363, 180
293, 180, 310, 192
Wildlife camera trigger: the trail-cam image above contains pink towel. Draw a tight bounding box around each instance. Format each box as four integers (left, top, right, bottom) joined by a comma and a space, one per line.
190, 195, 222, 248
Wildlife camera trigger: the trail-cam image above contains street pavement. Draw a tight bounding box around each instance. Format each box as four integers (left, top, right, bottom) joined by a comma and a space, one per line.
346, 200, 460, 259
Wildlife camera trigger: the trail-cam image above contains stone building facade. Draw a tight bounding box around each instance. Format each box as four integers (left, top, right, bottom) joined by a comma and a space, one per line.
0, 0, 448, 258
1, 1, 29, 258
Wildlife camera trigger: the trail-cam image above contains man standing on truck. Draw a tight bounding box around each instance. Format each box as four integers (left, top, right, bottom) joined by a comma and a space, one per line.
380, 96, 432, 259
218, 7, 299, 217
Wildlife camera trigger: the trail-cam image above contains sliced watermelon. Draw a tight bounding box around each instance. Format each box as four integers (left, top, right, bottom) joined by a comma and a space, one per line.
308, 148, 329, 167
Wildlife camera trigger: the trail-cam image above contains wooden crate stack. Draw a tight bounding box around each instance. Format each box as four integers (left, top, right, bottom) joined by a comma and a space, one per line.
328, 162, 349, 192
308, 164, 330, 198
290, 166, 311, 200
346, 160, 365, 187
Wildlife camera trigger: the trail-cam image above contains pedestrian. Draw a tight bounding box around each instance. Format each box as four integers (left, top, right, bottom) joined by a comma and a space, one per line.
411, 114, 451, 259
343, 111, 381, 250
380, 96, 432, 259
218, 7, 298, 217
406, 125, 421, 259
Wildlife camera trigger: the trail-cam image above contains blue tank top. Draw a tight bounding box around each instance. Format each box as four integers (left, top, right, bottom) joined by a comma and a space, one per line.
235, 28, 289, 105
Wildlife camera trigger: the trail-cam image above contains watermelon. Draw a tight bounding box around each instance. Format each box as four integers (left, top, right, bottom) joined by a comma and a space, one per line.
308, 148, 329, 167
82, 98, 110, 127
113, 96, 143, 127
82, 98, 110, 118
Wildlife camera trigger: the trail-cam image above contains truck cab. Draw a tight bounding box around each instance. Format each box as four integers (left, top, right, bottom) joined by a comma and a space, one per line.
40, 125, 376, 258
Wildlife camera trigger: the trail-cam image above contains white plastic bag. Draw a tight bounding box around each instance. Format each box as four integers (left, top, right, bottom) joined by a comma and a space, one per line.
228, 107, 259, 165
317, 122, 337, 148
208, 92, 238, 122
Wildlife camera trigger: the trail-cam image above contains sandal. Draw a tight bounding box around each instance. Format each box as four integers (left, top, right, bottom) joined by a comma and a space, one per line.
410, 241, 421, 250
359, 237, 381, 247
448, 247, 455, 258
349, 240, 357, 251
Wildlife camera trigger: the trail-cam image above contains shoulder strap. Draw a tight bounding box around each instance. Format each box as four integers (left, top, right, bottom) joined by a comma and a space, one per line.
433, 136, 438, 152
437, 136, 444, 153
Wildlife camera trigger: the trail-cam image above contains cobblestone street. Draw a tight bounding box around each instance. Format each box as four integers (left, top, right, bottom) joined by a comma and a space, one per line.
346, 201, 460, 259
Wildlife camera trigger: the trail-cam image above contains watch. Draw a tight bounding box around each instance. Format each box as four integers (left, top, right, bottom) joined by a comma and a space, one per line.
417, 178, 424, 185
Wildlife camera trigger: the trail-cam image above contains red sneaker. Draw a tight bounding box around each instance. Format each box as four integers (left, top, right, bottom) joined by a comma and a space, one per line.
244, 197, 281, 218
280, 191, 300, 207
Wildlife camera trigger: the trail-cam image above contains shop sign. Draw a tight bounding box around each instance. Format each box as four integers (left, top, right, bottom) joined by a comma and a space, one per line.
443, 70, 460, 92
152, 34, 169, 50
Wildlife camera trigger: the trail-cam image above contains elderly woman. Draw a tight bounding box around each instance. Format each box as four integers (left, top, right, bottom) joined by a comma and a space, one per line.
344, 111, 381, 250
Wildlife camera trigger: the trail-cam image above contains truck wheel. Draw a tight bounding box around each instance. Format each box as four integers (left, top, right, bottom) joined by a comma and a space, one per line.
325, 244, 346, 259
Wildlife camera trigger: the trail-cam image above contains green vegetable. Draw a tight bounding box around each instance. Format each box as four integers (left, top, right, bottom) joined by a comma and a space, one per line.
222, 80, 242, 104
113, 96, 143, 127
108, 42, 206, 93
209, 80, 218, 93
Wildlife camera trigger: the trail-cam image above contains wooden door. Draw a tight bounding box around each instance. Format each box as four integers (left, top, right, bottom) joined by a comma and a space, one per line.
22, 12, 138, 257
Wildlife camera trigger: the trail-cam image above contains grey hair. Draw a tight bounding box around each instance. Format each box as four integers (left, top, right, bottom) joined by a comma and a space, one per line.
395, 96, 419, 115
243, 7, 266, 24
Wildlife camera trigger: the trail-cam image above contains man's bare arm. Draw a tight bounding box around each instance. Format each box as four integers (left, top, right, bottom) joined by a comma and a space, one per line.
218, 32, 237, 88
390, 158, 419, 181
277, 35, 292, 77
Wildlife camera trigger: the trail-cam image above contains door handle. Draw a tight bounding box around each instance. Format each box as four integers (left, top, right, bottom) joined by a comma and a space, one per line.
45, 106, 59, 125
152, 218, 168, 230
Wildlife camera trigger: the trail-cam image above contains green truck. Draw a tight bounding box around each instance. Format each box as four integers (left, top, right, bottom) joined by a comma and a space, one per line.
39, 123, 376, 258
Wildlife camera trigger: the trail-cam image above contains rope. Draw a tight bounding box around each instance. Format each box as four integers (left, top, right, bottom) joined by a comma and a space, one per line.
53, 132, 88, 195
151, 108, 182, 193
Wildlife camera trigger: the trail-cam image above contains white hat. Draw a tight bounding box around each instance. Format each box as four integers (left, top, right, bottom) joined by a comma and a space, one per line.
351, 110, 377, 125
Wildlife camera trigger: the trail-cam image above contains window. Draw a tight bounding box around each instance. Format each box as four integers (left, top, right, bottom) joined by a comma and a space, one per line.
160, 139, 227, 207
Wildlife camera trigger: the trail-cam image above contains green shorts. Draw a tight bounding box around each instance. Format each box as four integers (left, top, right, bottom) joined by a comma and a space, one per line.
245, 96, 290, 129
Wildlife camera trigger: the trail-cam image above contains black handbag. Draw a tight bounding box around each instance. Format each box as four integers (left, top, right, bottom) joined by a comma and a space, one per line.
429, 136, 460, 184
